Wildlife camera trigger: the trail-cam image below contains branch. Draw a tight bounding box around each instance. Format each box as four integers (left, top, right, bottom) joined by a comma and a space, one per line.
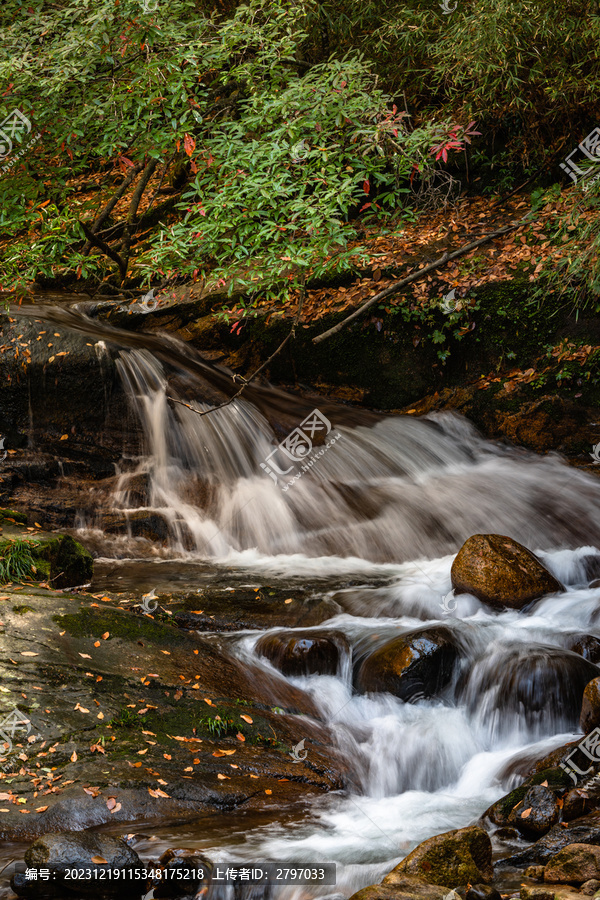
78, 220, 127, 280
81, 163, 144, 257
120, 157, 159, 279
167, 277, 307, 418
312, 214, 535, 344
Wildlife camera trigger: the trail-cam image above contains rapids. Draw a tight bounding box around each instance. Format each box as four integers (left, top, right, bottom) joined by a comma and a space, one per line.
3, 304, 600, 900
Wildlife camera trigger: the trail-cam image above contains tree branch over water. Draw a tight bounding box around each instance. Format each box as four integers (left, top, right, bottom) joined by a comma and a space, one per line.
312, 215, 535, 344
167, 276, 307, 418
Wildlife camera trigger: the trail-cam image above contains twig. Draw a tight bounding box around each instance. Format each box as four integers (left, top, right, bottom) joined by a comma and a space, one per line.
167, 277, 307, 418
312, 214, 534, 344
78, 220, 127, 280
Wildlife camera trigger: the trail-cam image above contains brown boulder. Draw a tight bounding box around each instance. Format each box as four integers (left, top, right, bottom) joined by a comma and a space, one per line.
350, 880, 454, 900
353, 626, 459, 702
390, 825, 493, 886
581, 678, 600, 734
451, 534, 563, 609
255, 630, 349, 676
544, 843, 600, 884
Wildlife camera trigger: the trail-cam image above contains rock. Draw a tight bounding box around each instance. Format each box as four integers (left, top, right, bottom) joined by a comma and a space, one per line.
24, 832, 141, 895
36, 534, 94, 588
354, 626, 460, 702
508, 785, 560, 837
563, 789, 592, 822
463, 647, 598, 730
390, 825, 493, 886
255, 630, 350, 676
568, 636, 600, 665
154, 849, 213, 898
466, 885, 502, 900
545, 843, 600, 884
351, 876, 454, 900
581, 678, 600, 734
525, 867, 547, 881
451, 534, 563, 609
581, 879, 600, 895
502, 820, 600, 867
9, 872, 64, 898
520, 888, 555, 900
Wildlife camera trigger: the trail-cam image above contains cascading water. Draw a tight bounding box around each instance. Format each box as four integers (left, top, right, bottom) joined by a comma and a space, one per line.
111, 346, 600, 562
7, 305, 600, 900
92, 339, 600, 899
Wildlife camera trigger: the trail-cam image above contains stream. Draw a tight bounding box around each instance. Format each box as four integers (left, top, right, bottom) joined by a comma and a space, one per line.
3, 304, 600, 899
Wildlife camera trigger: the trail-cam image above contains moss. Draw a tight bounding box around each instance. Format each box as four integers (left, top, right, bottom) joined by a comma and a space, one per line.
53, 607, 188, 646
12, 605, 34, 614
36, 535, 93, 588
0, 508, 27, 524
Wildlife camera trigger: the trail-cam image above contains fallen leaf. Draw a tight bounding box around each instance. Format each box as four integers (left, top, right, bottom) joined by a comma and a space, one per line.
109, 802, 121, 814
70, 751, 77, 762
102, 632, 109, 640
217, 774, 230, 780
265, 789, 272, 794
520, 808, 532, 819
20, 652, 39, 657
106, 797, 117, 810
236, 733, 245, 742
36, 806, 48, 812
240, 715, 253, 724
137, 749, 148, 755
94, 641, 101, 648
91, 856, 108, 864
79, 653, 92, 659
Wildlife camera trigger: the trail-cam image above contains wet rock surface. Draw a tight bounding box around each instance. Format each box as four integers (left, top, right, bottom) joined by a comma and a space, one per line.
544, 843, 600, 884
390, 825, 493, 886
255, 629, 349, 676
581, 677, 600, 734
451, 534, 563, 609
508, 785, 560, 837
0, 575, 347, 842
353, 625, 460, 702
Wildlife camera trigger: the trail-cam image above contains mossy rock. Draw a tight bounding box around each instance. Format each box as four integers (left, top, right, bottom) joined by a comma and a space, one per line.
0, 508, 27, 524
35, 534, 93, 588
392, 825, 493, 886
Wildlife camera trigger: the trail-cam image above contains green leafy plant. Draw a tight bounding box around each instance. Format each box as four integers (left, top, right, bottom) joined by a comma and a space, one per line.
0, 539, 36, 583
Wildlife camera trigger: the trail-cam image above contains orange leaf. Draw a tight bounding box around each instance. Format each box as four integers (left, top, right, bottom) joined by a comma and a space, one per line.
91, 856, 108, 864
184, 133, 196, 157
520, 807, 532, 818
240, 715, 253, 724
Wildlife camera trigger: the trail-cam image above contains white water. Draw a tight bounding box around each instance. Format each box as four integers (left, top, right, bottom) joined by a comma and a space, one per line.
84, 347, 600, 897
111, 348, 600, 562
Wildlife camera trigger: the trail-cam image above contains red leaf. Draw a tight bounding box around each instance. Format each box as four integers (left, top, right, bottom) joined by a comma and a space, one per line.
184, 133, 196, 157
363, 180, 370, 195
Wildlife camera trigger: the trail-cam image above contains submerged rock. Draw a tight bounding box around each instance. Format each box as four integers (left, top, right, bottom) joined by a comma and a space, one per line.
568, 636, 600, 665
544, 843, 600, 884
451, 534, 563, 609
256, 629, 350, 676
353, 625, 460, 702
389, 825, 493, 886
581, 677, 600, 734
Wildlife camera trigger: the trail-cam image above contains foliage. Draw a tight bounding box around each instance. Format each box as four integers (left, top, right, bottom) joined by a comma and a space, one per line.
0, 0, 464, 298
0, 538, 37, 583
